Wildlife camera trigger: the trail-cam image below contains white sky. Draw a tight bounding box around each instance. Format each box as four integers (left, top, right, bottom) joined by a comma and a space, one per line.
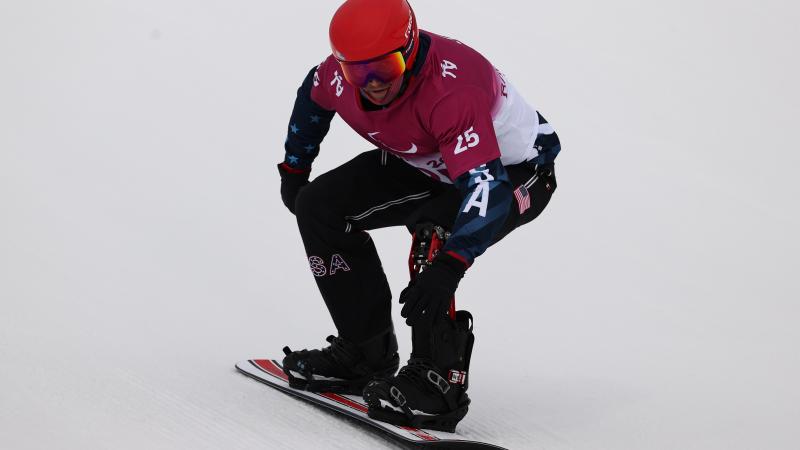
1, 1, 799, 449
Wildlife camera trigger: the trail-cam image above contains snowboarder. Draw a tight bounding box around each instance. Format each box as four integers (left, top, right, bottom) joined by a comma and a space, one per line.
278, 0, 561, 432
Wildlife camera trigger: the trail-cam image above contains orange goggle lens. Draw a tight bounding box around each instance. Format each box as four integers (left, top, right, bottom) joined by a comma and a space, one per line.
339, 51, 406, 88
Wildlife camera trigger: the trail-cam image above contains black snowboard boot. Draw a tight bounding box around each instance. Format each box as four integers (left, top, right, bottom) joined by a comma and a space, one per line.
363, 311, 474, 432
282, 327, 400, 395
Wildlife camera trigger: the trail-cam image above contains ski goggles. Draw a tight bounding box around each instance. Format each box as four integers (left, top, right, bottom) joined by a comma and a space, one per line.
338, 50, 406, 88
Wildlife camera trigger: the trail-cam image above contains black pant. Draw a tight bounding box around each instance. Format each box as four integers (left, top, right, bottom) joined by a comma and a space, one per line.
294, 150, 557, 343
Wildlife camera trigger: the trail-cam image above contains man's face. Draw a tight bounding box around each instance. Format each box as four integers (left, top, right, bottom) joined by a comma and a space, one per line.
360, 77, 403, 106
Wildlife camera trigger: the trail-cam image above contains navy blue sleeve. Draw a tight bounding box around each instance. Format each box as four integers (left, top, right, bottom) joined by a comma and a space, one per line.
283, 66, 336, 170
442, 158, 513, 266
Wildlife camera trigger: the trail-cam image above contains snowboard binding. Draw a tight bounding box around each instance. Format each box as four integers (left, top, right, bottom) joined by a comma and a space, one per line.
364, 223, 475, 432
364, 310, 474, 432
282, 329, 400, 395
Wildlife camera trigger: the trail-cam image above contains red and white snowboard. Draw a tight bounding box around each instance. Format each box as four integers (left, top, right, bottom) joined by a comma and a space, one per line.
235, 359, 507, 449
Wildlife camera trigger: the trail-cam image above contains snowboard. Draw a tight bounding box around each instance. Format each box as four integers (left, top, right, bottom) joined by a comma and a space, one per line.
235, 359, 508, 449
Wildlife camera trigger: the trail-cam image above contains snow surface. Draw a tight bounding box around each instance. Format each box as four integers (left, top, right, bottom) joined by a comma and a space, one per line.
1, 1, 799, 449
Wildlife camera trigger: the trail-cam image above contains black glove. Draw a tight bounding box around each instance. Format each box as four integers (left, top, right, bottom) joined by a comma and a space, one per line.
400, 252, 467, 326
277, 162, 310, 214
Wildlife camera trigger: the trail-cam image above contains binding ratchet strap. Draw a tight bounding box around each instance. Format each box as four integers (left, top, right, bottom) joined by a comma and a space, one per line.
390, 384, 418, 421
390, 386, 406, 407
427, 370, 461, 411
427, 370, 450, 394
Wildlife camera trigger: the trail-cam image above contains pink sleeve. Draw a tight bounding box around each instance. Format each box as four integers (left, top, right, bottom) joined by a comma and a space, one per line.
429, 87, 502, 180
309, 56, 338, 111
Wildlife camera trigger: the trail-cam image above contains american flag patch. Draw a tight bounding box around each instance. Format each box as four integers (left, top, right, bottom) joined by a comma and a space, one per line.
514, 185, 531, 214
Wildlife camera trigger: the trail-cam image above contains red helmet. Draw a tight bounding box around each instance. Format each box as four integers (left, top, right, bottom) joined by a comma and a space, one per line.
329, 0, 420, 68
